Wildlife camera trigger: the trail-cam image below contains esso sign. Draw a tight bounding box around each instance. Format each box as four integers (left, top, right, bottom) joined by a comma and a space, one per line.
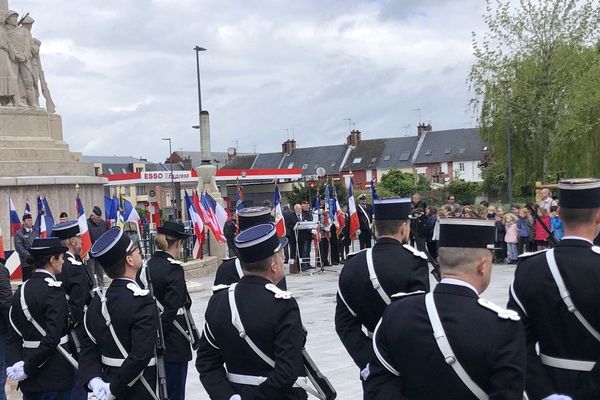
141, 171, 194, 182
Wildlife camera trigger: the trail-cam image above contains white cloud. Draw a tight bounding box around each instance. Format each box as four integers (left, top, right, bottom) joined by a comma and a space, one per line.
12, 0, 488, 161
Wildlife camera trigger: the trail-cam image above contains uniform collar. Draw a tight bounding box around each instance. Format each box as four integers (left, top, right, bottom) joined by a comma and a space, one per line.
239, 275, 272, 286
154, 250, 171, 259
113, 277, 139, 286
66, 251, 76, 258
440, 278, 479, 295
374, 237, 402, 246
561, 236, 593, 245
435, 281, 479, 298
34, 269, 55, 280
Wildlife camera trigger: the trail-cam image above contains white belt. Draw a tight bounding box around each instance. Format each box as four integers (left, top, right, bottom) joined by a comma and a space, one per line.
227, 372, 308, 388
177, 307, 185, 316
365, 329, 374, 339
540, 354, 596, 372
23, 335, 68, 349
102, 355, 157, 368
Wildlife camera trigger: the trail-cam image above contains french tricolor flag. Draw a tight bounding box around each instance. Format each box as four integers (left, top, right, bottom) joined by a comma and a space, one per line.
185, 191, 204, 259
274, 184, 286, 237
348, 178, 360, 240
36, 196, 54, 238
9, 198, 21, 236
76, 196, 92, 257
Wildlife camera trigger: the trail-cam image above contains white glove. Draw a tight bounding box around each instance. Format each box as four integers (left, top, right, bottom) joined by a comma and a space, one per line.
89, 377, 111, 400
360, 363, 370, 381
7, 361, 26, 381
230, 395, 241, 400
356, 229, 361, 236
543, 395, 573, 400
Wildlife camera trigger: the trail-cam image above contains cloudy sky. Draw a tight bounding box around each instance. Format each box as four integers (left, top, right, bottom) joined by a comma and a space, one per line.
14, 0, 488, 162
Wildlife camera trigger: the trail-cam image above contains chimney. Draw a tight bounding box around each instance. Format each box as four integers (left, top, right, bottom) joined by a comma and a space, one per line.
227, 148, 237, 161
182, 157, 193, 170
282, 139, 297, 155
346, 130, 361, 147
417, 123, 432, 137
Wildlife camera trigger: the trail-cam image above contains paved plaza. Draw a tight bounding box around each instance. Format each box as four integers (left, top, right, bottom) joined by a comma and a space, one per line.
183, 260, 517, 400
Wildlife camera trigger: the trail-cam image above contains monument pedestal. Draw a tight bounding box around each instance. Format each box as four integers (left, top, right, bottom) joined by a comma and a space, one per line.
196, 164, 226, 263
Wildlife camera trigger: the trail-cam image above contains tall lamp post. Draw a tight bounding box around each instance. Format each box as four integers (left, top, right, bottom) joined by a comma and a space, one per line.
193, 46, 208, 163
501, 80, 514, 206
162, 137, 177, 219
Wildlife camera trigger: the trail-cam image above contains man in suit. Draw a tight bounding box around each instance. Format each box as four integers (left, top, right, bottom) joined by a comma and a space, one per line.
283, 204, 300, 274
357, 194, 374, 249
297, 201, 314, 271
508, 178, 600, 399
14, 213, 39, 281
367, 219, 526, 399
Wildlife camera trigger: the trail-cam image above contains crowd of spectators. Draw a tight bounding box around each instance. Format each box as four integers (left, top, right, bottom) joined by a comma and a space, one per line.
419, 190, 567, 264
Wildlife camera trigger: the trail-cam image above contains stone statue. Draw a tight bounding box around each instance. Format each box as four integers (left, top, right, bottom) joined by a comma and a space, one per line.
21, 15, 54, 113
0, 10, 20, 106
3, 10, 38, 108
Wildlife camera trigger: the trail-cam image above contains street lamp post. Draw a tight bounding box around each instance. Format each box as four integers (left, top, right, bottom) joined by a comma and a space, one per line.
193, 46, 208, 164
502, 82, 514, 206
162, 137, 177, 219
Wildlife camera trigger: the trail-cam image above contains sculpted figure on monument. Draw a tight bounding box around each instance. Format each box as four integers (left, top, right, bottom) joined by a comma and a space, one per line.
4, 10, 39, 108
21, 15, 55, 113
0, 10, 20, 106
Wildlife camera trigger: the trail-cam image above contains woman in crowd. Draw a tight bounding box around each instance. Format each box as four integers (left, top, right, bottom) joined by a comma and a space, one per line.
534, 207, 551, 250
504, 213, 519, 264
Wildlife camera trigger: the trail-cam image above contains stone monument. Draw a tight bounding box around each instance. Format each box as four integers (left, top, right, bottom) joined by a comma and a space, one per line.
0, 4, 106, 251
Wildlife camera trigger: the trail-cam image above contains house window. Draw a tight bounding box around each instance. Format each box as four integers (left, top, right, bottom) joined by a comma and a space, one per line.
383, 155, 391, 161
94, 167, 101, 176
121, 167, 127, 173
287, 162, 294, 169
107, 168, 114, 174
353, 157, 362, 164
330, 162, 336, 167
136, 186, 147, 195
399, 151, 411, 161
459, 162, 465, 172
444, 148, 451, 154
371, 157, 377, 163
302, 164, 308, 170
459, 148, 466, 154
425, 150, 432, 156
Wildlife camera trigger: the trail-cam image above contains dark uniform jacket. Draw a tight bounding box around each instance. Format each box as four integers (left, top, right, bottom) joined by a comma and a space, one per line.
14, 227, 39, 265
508, 238, 600, 399
335, 238, 430, 371
7, 270, 75, 392
367, 283, 526, 399
56, 252, 94, 326
79, 278, 159, 399
144, 251, 192, 363
214, 257, 287, 290
357, 203, 373, 231
87, 217, 108, 244
283, 207, 296, 240
196, 275, 307, 400
0, 263, 12, 335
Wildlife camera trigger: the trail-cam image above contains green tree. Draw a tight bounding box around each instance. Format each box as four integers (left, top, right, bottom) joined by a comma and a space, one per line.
470, 0, 600, 187
446, 180, 482, 205
379, 169, 431, 197
285, 180, 348, 206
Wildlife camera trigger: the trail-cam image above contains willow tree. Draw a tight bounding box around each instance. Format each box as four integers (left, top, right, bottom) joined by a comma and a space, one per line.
470, 0, 600, 190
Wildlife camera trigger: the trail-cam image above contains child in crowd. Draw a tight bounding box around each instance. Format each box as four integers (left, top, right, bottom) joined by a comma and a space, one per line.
550, 205, 564, 241
534, 207, 551, 250
504, 213, 519, 263
516, 208, 532, 255
494, 211, 507, 263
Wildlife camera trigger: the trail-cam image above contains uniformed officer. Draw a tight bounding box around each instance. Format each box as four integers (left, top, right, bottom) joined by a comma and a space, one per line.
79, 227, 159, 400
366, 219, 526, 399
335, 198, 430, 395
53, 220, 95, 399
6, 237, 78, 399
139, 220, 195, 400
214, 206, 287, 290
508, 178, 600, 400
196, 223, 309, 400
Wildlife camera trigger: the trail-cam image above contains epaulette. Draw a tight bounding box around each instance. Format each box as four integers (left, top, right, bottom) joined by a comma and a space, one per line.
265, 283, 293, 299
221, 256, 237, 262
403, 244, 429, 260
591, 246, 600, 255
67, 256, 83, 266
212, 284, 230, 292
478, 298, 520, 321
167, 257, 184, 266
44, 277, 62, 288
346, 249, 367, 260
126, 282, 149, 297
391, 290, 425, 299
517, 249, 549, 259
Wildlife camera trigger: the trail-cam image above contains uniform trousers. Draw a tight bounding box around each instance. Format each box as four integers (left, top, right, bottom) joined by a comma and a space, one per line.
69, 370, 87, 400
165, 362, 188, 400
23, 391, 71, 400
